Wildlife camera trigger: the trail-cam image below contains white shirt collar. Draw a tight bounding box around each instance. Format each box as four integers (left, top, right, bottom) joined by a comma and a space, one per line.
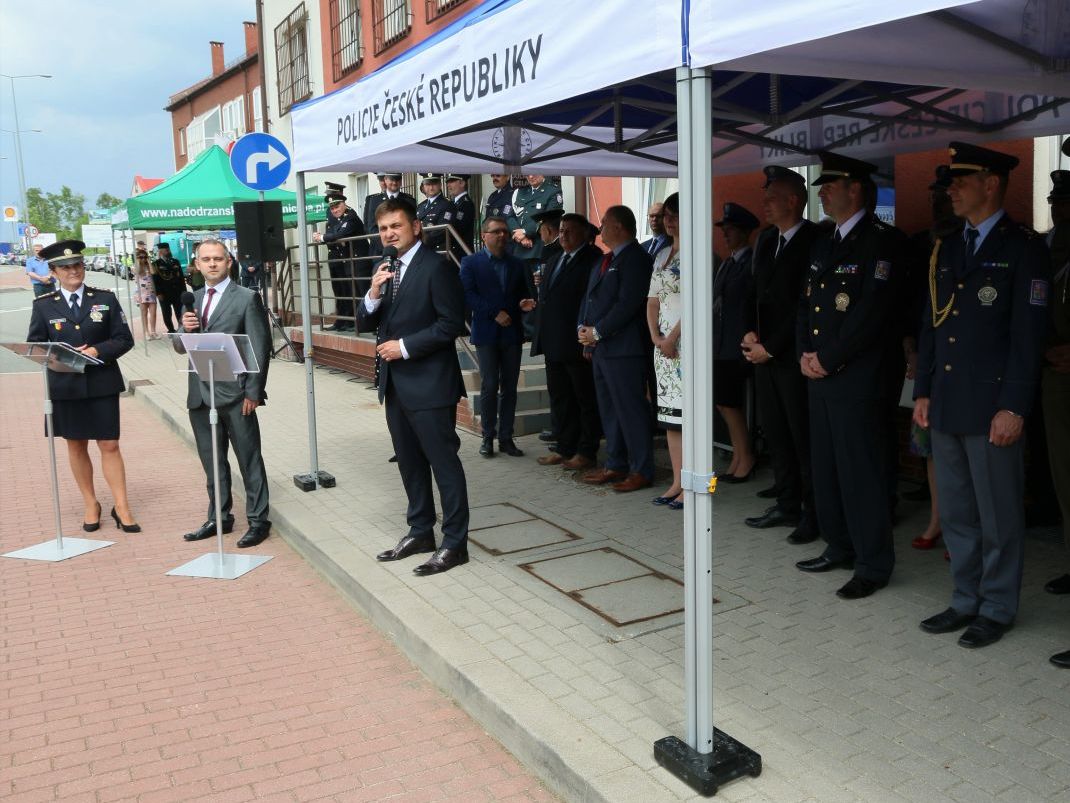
453, 192, 468, 201
779, 219, 805, 243
398, 240, 422, 269
204, 276, 231, 298
60, 285, 85, 305
731, 245, 751, 262
835, 208, 867, 241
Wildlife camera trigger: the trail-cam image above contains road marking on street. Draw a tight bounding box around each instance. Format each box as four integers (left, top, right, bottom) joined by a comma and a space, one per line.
0, 306, 33, 313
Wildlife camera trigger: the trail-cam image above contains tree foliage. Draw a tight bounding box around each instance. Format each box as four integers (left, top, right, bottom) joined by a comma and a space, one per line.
26, 186, 86, 240
95, 192, 123, 210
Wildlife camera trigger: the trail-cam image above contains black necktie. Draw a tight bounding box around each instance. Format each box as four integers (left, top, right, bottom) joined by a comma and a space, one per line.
961, 228, 979, 276
833, 230, 842, 245
391, 262, 402, 301
548, 253, 569, 288
775, 235, 787, 258
69, 293, 80, 317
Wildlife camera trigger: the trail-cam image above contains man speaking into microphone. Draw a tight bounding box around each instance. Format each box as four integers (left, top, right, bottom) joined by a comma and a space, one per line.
357, 198, 471, 576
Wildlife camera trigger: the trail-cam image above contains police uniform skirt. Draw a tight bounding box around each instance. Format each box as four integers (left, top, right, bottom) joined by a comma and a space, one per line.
48, 395, 121, 441
713, 359, 749, 409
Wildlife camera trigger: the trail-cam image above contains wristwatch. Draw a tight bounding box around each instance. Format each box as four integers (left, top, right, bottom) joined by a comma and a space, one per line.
592, 328, 601, 342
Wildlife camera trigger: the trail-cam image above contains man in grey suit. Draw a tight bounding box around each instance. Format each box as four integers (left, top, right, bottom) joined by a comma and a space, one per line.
179, 239, 273, 548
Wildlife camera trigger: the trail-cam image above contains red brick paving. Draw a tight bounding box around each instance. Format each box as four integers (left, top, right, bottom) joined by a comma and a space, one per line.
0, 373, 556, 802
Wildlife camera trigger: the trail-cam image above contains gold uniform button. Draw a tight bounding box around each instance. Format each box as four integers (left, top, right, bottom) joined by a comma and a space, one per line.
948, 336, 956, 343
820, 283, 826, 289
957, 283, 965, 289
944, 364, 952, 371
952, 310, 960, 317
815, 306, 821, 312
75, 325, 80, 330
813, 328, 819, 335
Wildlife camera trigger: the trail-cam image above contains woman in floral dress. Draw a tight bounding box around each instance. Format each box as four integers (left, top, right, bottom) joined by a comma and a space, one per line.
133, 249, 159, 340
646, 192, 684, 508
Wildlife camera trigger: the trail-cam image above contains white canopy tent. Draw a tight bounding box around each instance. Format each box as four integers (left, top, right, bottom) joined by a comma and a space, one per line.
288, 0, 1068, 794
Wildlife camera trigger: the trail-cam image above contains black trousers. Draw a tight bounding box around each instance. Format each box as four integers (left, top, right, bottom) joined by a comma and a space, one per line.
809, 391, 894, 583
158, 296, 182, 332
476, 342, 522, 441
545, 358, 601, 459
189, 401, 270, 527
327, 255, 355, 321
385, 386, 469, 550
755, 361, 813, 517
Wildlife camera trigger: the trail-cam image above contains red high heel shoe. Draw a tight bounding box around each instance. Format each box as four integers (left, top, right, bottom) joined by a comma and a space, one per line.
911, 531, 942, 550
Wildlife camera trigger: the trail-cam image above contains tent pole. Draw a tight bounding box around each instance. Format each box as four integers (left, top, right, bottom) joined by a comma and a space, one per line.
292, 170, 333, 492
654, 66, 761, 796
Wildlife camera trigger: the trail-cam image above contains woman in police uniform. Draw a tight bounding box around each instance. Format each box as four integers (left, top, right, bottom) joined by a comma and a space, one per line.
26, 240, 141, 533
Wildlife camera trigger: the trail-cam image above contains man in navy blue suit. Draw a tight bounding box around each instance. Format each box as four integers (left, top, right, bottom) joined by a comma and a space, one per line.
578, 206, 655, 492
460, 216, 536, 458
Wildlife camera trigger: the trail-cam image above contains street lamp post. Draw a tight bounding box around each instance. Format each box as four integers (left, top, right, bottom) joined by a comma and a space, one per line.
1, 73, 51, 249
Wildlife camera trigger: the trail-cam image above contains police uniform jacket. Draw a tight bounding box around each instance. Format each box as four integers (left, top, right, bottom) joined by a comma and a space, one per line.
915, 214, 1051, 434
506, 181, 563, 261
796, 214, 897, 400
451, 193, 476, 250
1048, 222, 1070, 352
483, 186, 514, 220
749, 221, 821, 364
416, 194, 456, 251
152, 256, 187, 301
713, 245, 754, 360
324, 207, 369, 260
27, 287, 134, 400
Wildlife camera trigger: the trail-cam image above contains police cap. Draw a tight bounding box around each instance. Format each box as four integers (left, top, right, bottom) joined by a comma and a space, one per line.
325, 192, 347, 206
762, 165, 805, 189
324, 180, 346, 192
1063, 139, 1070, 159
419, 173, 443, 187
947, 141, 1019, 177
446, 174, 470, 183
382, 173, 403, 181
39, 239, 86, 267
811, 152, 877, 185
531, 208, 565, 226
714, 202, 760, 231
1049, 170, 1070, 204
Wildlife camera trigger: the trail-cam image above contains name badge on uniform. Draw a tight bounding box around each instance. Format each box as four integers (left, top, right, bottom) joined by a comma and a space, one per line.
1030, 279, 1049, 306
978, 285, 998, 305
835, 293, 850, 311
982, 261, 1009, 270
874, 260, 890, 281
834, 264, 859, 275
49, 317, 66, 331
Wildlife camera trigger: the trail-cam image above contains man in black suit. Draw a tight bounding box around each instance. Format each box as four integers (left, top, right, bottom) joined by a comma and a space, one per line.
358, 199, 471, 576
179, 239, 273, 548
578, 205, 655, 492
446, 174, 477, 254
742, 166, 821, 544
795, 153, 898, 600
363, 173, 416, 256
532, 213, 603, 470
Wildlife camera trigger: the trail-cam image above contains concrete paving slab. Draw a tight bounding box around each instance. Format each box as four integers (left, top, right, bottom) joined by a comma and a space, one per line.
469, 518, 580, 555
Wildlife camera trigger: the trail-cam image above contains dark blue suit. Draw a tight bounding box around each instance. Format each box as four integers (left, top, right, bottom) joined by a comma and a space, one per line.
580, 240, 654, 479
916, 213, 1050, 623
460, 249, 528, 441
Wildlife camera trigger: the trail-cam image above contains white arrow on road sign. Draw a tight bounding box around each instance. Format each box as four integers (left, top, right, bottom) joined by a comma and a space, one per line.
245, 144, 287, 183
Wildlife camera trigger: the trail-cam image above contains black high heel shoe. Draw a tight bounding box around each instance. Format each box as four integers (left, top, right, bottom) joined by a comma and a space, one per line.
718, 467, 755, 485
83, 501, 102, 532
110, 506, 141, 533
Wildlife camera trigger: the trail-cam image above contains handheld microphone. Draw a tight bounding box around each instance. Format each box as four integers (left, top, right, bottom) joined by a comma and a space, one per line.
181, 291, 198, 331
381, 246, 399, 297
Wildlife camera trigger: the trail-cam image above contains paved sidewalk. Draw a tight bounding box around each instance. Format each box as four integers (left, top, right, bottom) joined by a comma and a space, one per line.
0, 373, 556, 803
7, 325, 1069, 803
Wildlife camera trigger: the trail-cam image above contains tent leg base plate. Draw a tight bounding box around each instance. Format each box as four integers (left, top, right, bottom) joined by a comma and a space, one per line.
653, 730, 761, 797
294, 471, 336, 491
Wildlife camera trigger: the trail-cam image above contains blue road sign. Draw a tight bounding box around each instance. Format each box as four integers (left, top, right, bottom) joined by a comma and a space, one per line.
230, 133, 291, 191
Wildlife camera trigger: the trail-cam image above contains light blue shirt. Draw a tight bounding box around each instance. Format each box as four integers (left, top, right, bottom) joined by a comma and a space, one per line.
965, 209, 1005, 252
25, 256, 52, 285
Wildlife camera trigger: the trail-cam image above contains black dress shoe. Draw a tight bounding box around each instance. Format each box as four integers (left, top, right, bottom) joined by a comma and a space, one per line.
184, 519, 235, 541
479, 437, 494, 457
376, 534, 436, 562
413, 546, 469, 576
718, 469, 754, 484
919, 607, 977, 634
538, 430, 557, 442
744, 506, 800, 529
83, 501, 102, 532
836, 576, 886, 599
499, 440, 524, 457
1044, 574, 1070, 595
786, 525, 819, 545
796, 555, 854, 573
958, 616, 1012, 649
236, 525, 271, 548
756, 485, 779, 499
1051, 649, 1070, 668
110, 506, 142, 533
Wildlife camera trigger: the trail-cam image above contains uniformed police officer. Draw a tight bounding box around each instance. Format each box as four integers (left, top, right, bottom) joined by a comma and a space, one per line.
506, 174, 563, 263
26, 239, 140, 533
795, 152, 898, 600
915, 142, 1051, 649
1041, 143, 1070, 670
313, 187, 368, 332
416, 174, 456, 254
363, 173, 416, 256
483, 174, 515, 221
446, 174, 476, 254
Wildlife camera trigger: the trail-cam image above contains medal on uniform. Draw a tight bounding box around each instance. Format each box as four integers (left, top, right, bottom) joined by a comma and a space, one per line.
90, 310, 103, 322
805, 284, 811, 297
835, 292, 850, 311
50, 317, 65, 331
978, 285, 997, 306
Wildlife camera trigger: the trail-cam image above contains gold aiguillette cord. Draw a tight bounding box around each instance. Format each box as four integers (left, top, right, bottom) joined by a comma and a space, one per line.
929, 237, 954, 328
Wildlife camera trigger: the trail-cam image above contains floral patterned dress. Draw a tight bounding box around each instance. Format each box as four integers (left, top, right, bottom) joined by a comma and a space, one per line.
647, 246, 682, 428
134, 271, 156, 305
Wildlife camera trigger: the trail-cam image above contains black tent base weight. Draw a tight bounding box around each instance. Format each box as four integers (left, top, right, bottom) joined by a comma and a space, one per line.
293, 471, 336, 492
654, 729, 762, 796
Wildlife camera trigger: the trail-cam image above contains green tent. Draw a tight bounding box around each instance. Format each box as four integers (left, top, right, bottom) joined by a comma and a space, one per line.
112, 145, 328, 230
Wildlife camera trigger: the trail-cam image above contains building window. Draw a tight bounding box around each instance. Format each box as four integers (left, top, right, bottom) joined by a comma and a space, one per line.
186, 106, 222, 160
252, 91, 264, 131
275, 3, 311, 115
178, 127, 186, 156
221, 96, 246, 139
330, 0, 363, 81
373, 0, 412, 55
425, 0, 467, 22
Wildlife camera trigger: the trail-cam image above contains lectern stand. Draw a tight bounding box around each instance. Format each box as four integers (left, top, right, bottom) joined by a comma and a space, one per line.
166, 333, 273, 580
1, 342, 115, 561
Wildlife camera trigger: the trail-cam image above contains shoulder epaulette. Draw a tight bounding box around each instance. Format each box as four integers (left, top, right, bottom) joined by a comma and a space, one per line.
34, 291, 59, 302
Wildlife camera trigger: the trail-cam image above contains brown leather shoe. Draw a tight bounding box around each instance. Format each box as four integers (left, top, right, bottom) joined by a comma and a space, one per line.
537, 453, 566, 466
561, 454, 594, 470
611, 473, 653, 492
581, 467, 627, 484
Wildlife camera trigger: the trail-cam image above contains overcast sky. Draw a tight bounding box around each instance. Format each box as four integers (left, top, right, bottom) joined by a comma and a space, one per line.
1, 0, 254, 235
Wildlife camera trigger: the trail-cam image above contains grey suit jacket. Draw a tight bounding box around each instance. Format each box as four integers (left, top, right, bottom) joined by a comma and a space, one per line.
184, 283, 272, 409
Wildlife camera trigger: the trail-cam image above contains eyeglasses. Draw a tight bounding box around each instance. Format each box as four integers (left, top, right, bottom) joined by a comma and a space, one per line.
483, 229, 510, 236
